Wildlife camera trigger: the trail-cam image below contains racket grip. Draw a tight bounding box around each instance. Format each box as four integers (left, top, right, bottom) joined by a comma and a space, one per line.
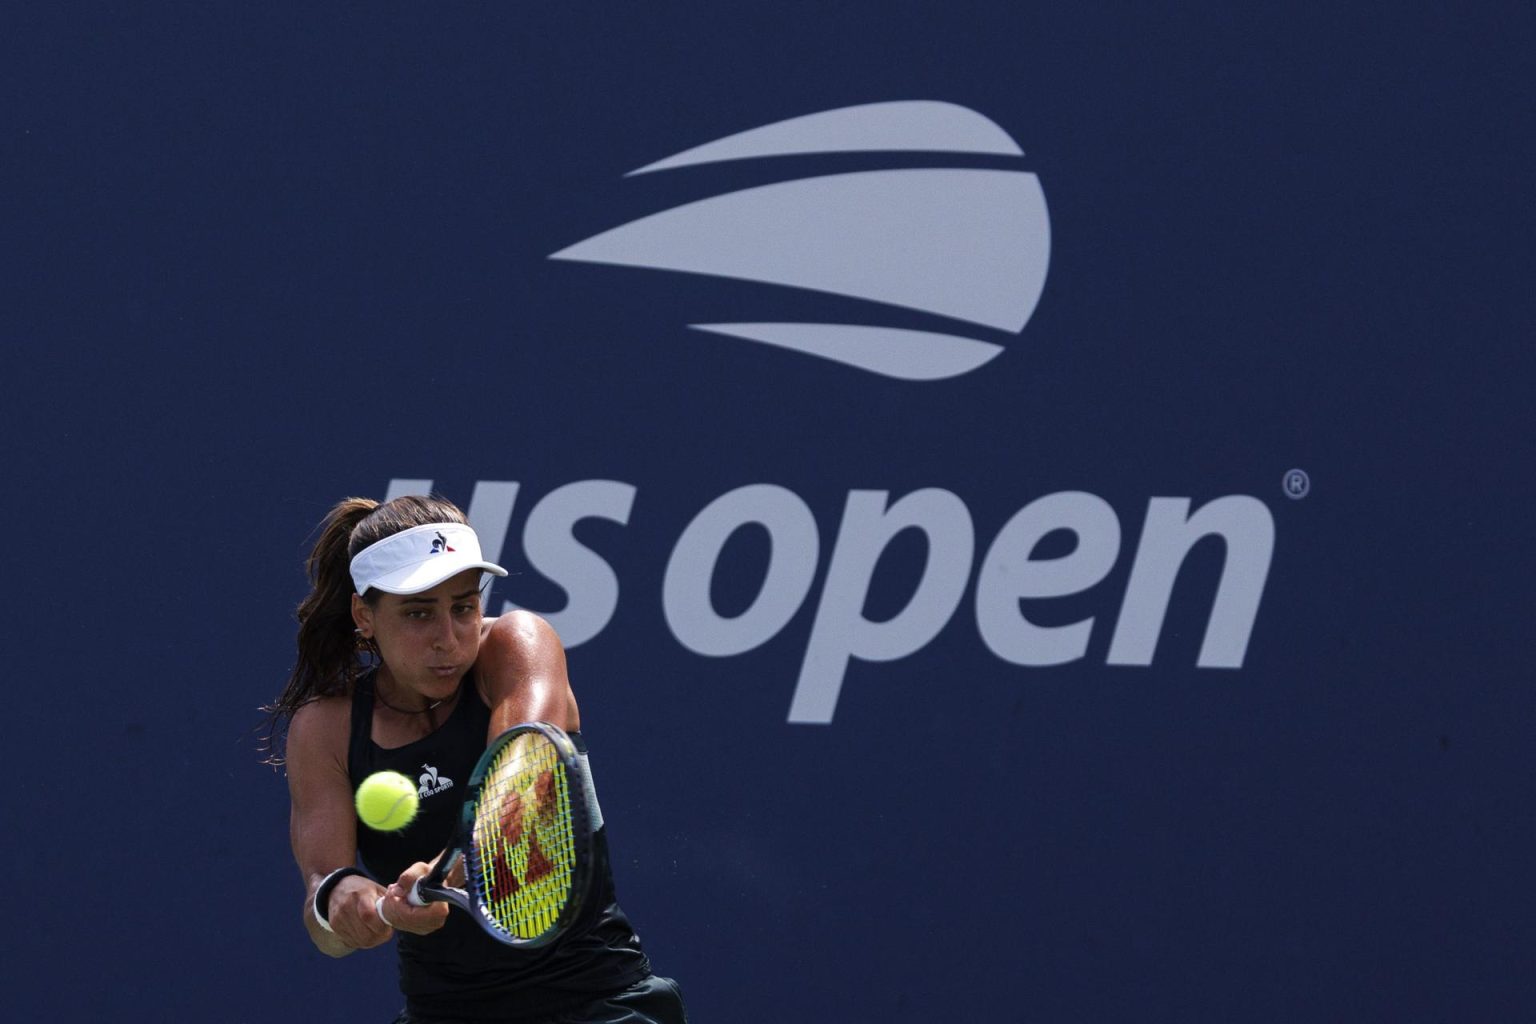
408, 879, 427, 907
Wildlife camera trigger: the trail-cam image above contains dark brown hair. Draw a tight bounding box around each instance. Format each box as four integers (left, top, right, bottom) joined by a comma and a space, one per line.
261, 494, 470, 764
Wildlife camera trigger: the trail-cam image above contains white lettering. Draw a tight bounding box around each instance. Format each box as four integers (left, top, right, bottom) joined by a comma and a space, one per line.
976, 491, 1121, 666
663, 484, 820, 657
1107, 496, 1275, 668
384, 478, 434, 502
466, 480, 521, 588
789, 489, 974, 724
388, 477, 1279, 723
506, 481, 636, 648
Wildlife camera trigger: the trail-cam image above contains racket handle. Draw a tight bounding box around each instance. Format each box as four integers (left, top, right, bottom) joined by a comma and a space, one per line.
408, 879, 427, 907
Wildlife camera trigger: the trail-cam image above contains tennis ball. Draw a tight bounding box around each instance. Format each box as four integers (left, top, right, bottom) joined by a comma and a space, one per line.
356, 771, 420, 832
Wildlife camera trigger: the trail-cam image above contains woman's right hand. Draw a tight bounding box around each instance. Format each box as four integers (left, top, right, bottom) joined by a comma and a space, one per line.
325, 873, 395, 949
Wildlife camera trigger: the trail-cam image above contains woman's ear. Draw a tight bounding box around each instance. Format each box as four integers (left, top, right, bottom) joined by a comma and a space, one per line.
351, 592, 374, 637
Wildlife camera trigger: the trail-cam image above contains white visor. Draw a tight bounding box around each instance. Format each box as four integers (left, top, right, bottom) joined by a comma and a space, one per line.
349, 522, 508, 596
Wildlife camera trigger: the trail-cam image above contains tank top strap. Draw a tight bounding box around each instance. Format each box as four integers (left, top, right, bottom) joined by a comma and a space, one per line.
346, 671, 378, 782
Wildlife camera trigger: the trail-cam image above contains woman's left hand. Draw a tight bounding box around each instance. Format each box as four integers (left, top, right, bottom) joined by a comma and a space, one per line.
376, 862, 452, 935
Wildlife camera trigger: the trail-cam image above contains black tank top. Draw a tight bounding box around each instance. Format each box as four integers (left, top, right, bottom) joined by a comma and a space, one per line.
347, 672, 651, 1021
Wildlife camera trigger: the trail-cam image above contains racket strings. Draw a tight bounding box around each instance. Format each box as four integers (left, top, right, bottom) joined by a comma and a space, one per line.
468, 733, 578, 940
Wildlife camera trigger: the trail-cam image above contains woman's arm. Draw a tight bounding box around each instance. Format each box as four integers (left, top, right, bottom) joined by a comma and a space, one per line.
476, 610, 581, 740
285, 697, 394, 957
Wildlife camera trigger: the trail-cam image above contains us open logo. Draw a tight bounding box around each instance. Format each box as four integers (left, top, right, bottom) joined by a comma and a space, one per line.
549, 100, 1051, 381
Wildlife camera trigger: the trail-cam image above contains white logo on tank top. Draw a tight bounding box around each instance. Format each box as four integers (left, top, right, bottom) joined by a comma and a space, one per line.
418, 764, 454, 798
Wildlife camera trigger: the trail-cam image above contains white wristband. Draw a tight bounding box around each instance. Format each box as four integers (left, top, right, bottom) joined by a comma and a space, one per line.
375, 896, 391, 927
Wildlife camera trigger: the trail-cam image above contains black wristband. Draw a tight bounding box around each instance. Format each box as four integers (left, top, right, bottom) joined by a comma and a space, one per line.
313, 867, 366, 932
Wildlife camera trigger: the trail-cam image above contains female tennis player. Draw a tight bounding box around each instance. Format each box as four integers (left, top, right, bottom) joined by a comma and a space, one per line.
266, 494, 688, 1023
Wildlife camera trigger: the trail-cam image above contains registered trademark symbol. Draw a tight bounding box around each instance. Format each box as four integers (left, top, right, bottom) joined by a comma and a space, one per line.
1283, 468, 1310, 499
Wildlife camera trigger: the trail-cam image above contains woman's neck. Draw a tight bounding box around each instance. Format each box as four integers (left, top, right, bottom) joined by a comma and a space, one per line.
373, 667, 462, 716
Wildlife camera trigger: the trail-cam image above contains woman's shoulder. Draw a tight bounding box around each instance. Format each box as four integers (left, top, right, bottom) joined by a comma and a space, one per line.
480, 610, 564, 652
473, 611, 579, 729
478, 611, 569, 682
283, 694, 355, 794
287, 693, 353, 756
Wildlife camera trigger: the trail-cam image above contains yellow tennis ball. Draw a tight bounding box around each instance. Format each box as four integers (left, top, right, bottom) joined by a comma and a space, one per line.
355, 771, 420, 832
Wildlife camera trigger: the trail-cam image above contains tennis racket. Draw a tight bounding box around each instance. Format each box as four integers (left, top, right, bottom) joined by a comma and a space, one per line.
406, 721, 593, 948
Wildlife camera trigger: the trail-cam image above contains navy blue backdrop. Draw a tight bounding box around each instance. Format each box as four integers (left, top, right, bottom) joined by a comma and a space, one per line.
5, 4, 1534, 1021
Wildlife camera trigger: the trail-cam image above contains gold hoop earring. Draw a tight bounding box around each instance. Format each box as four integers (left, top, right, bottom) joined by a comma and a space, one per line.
354, 628, 380, 668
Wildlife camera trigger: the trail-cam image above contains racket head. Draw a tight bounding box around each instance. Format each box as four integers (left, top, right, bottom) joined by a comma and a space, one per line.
459, 721, 592, 947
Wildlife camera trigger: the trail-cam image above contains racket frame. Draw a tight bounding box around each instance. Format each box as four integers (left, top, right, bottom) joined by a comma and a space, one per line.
408, 721, 593, 948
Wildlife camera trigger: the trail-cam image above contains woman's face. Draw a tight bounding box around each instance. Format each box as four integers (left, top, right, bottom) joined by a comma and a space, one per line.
353, 568, 484, 703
